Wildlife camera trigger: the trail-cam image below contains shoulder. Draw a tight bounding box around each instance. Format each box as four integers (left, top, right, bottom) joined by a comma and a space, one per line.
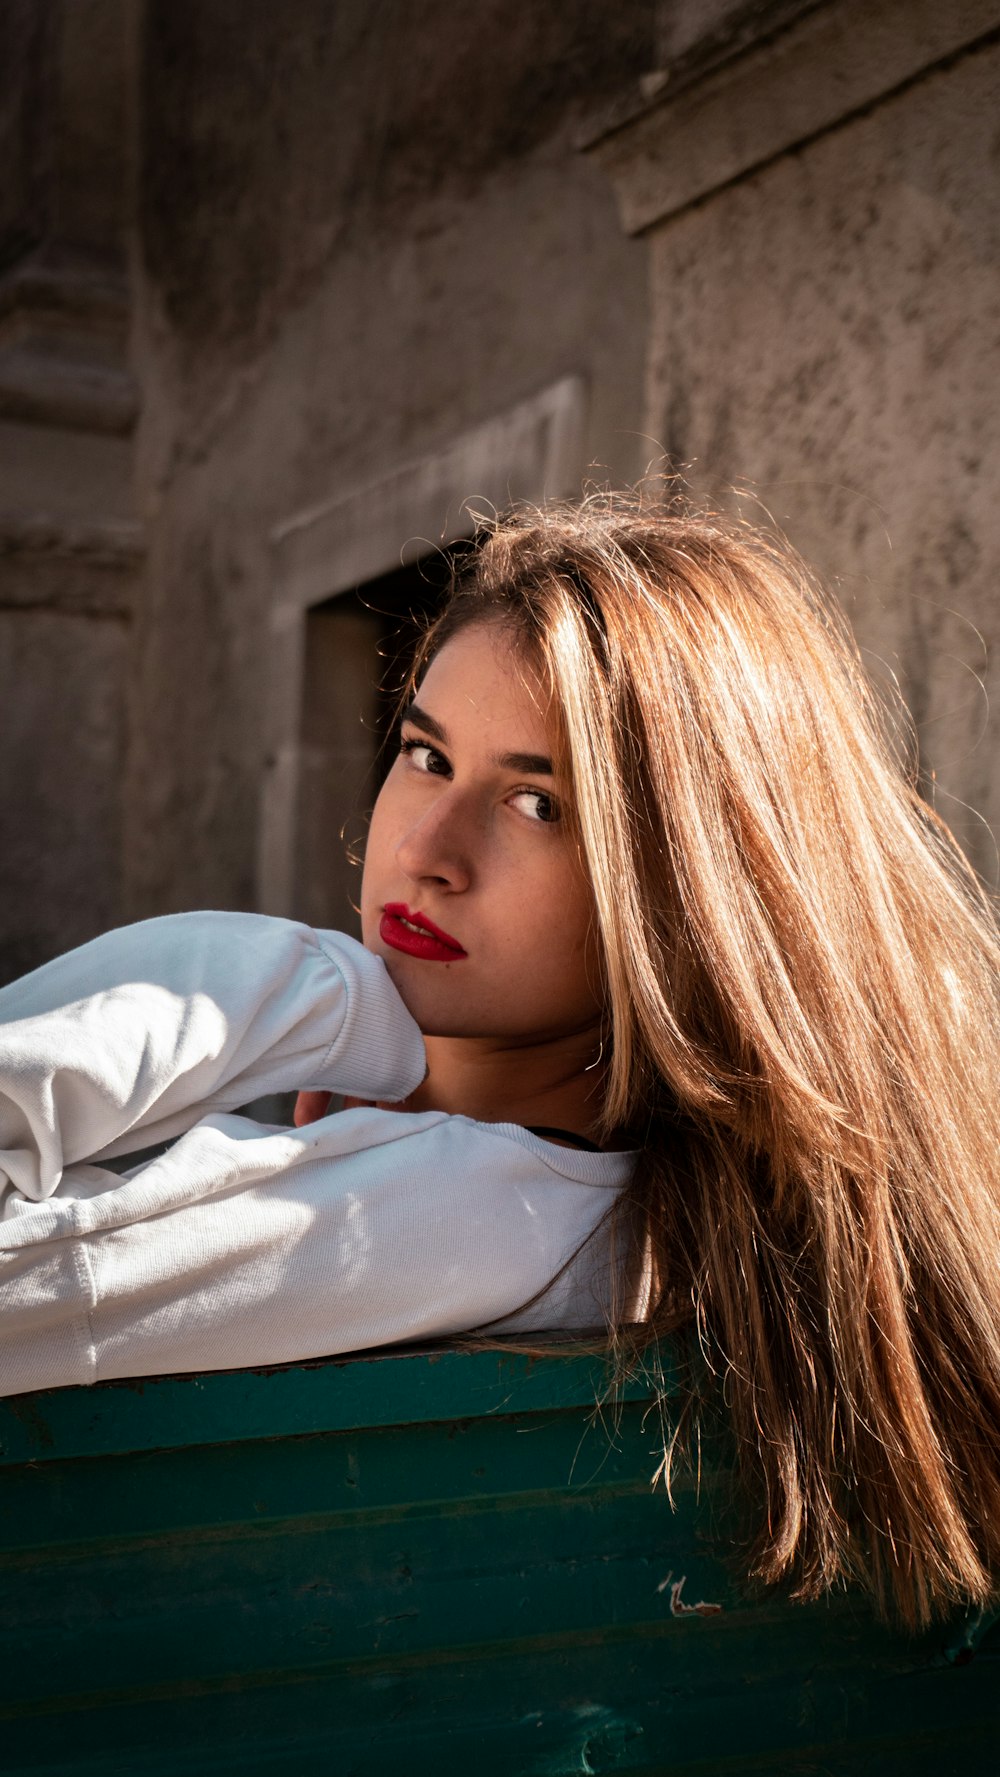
294, 1107, 633, 1205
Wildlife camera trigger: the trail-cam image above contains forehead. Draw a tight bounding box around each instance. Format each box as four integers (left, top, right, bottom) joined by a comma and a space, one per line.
417, 622, 554, 742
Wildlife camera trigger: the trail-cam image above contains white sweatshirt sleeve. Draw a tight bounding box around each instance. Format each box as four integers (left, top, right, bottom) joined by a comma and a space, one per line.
0, 912, 426, 1203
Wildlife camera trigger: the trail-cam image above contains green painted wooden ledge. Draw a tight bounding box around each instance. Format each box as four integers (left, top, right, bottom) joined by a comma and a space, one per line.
0, 1339, 996, 1776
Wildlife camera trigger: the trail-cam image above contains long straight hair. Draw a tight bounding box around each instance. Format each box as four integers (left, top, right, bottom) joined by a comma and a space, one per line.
413, 495, 1000, 1630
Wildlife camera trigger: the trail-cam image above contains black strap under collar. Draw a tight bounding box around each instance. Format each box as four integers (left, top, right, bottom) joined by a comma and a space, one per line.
525, 1125, 602, 1153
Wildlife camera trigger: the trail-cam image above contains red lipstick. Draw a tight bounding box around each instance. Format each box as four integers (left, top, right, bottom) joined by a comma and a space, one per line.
380, 903, 468, 963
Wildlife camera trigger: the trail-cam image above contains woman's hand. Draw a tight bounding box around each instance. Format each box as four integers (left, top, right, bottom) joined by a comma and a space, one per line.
293, 1091, 332, 1127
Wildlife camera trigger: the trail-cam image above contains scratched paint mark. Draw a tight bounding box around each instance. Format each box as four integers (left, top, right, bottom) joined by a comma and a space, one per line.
656, 1570, 723, 1617
529, 1704, 645, 1775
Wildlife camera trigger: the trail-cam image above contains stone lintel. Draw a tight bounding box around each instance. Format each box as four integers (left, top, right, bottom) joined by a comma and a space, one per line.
578, 0, 824, 149
583, 0, 1000, 235
270, 375, 587, 613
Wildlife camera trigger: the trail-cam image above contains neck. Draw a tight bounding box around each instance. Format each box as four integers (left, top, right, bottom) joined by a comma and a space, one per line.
392, 1028, 608, 1142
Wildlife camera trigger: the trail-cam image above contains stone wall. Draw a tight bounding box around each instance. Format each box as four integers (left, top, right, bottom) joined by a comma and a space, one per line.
0, 0, 139, 982
125, 0, 656, 930
3, 0, 997, 977
590, 0, 1000, 882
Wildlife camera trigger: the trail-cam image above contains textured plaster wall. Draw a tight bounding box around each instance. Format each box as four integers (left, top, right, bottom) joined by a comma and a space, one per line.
0, 0, 137, 982
127, 0, 654, 918
643, 38, 1000, 881
0, 0, 57, 262
0, 609, 126, 982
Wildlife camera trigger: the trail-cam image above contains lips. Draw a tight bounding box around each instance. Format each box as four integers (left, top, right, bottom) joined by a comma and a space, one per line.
380, 903, 468, 963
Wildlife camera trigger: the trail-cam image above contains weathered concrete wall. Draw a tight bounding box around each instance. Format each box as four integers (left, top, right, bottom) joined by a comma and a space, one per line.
0, 515, 139, 982
10, 0, 993, 971
0, 0, 139, 983
0, 607, 126, 982
0, 0, 57, 264
126, 0, 655, 921
594, 2, 1000, 882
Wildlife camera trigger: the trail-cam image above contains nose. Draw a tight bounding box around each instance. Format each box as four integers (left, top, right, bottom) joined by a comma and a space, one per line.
394, 787, 474, 893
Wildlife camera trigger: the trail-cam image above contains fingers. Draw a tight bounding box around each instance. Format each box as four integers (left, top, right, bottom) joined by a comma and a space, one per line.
293, 1089, 333, 1127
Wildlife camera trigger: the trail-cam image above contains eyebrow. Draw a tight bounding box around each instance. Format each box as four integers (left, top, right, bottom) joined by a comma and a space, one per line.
402, 699, 554, 776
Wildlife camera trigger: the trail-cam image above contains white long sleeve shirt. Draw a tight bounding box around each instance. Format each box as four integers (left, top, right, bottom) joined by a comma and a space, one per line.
0, 913, 634, 1398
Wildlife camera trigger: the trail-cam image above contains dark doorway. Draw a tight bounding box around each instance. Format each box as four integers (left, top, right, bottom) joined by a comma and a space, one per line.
293, 547, 466, 936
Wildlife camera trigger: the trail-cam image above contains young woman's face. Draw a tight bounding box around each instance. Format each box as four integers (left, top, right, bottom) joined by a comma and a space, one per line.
361, 621, 605, 1045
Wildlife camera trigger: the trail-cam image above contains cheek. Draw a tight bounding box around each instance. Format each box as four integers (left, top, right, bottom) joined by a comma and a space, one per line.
505, 851, 602, 986
359, 789, 394, 928
557, 859, 605, 1004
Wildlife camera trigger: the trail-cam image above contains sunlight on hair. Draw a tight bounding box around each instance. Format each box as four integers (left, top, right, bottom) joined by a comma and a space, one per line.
417, 487, 1000, 1630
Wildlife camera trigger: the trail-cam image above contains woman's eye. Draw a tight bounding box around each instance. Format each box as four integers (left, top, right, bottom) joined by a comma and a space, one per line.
510, 789, 560, 825
399, 737, 450, 776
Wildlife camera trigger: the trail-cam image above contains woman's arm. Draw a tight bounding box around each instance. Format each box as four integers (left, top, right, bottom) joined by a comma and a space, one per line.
0, 911, 426, 1202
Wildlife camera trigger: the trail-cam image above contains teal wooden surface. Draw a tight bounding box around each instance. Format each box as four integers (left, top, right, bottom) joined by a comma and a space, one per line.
0, 1342, 996, 1775
0, 1342, 662, 1464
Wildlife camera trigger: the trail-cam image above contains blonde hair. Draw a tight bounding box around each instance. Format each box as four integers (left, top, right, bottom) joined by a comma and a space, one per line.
415, 494, 1000, 1630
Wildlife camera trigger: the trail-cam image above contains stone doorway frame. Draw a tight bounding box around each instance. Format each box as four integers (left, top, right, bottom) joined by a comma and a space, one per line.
258, 375, 586, 915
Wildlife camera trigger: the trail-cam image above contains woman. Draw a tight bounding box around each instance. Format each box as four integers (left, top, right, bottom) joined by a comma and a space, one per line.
2, 497, 998, 1632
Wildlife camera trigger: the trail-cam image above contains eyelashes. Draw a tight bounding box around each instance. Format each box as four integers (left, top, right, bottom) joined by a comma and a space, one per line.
397, 735, 562, 825
398, 736, 449, 775
510, 789, 560, 825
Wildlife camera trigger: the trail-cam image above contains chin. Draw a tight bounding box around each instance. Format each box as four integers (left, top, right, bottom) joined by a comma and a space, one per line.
376, 952, 448, 1021
378, 967, 498, 1039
